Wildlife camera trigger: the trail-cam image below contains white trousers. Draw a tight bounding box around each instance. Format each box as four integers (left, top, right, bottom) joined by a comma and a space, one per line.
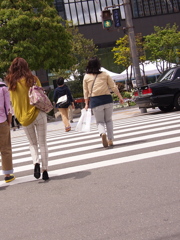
23, 111, 48, 170
92, 103, 114, 140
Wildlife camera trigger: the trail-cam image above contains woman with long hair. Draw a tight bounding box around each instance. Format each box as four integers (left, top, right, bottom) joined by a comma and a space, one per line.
83, 57, 124, 148
5, 57, 49, 181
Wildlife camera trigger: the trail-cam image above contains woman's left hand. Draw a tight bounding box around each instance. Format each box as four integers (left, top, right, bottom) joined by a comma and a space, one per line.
72, 102, 75, 109
119, 98, 124, 104
85, 103, 88, 110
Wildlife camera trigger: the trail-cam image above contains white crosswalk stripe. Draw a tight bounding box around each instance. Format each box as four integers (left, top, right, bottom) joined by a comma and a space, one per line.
1, 111, 180, 186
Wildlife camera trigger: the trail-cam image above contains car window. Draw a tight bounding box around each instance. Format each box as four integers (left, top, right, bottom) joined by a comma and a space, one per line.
174, 68, 180, 79
157, 69, 175, 82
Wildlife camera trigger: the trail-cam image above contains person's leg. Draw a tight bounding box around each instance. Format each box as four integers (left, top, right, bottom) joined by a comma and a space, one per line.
104, 103, 114, 142
11, 116, 16, 130
34, 111, 48, 171
59, 108, 71, 131
11, 116, 15, 128
0, 121, 15, 182
23, 123, 39, 165
93, 104, 108, 147
68, 105, 73, 122
93, 105, 106, 134
15, 117, 20, 129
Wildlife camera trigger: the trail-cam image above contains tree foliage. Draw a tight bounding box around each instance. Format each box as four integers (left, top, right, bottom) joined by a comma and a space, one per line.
53, 24, 97, 82
144, 24, 180, 73
112, 24, 180, 82
112, 35, 131, 70
51, 25, 97, 97
112, 33, 146, 89
0, 0, 74, 76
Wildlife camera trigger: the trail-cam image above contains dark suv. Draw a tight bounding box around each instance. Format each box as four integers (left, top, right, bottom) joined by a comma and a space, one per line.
134, 66, 180, 112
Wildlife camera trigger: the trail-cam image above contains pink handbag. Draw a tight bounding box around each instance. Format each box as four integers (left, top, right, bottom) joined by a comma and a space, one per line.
29, 85, 53, 113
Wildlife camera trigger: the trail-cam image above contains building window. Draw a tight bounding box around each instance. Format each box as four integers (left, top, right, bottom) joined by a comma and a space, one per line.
131, 0, 180, 18
54, 0, 180, 26
55, 0, 125, 25
54, 0, 66, 19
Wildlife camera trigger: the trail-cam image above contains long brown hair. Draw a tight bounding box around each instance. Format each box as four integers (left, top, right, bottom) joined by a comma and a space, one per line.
5, 57, 36, 91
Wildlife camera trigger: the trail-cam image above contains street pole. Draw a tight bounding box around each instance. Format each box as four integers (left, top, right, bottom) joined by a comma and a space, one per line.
123, 0, 142, 88
123, 0, 147, 113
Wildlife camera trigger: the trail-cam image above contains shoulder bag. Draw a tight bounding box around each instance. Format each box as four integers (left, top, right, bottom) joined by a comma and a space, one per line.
29, 83, 53, 113
90, 74, 98, 98
56, 88, 70, 108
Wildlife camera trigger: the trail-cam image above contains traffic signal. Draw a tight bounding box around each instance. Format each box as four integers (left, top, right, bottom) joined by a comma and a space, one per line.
112, 8, 121, 28
101, 10, 112, 29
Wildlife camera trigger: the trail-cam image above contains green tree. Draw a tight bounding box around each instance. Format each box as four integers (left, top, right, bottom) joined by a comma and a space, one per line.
112, 33, 146, 89
51, 25, 97, 97
112, 35, 131, 72
144, 24, 180, 73
0, 0, 74, 76
54, 25, 97, 79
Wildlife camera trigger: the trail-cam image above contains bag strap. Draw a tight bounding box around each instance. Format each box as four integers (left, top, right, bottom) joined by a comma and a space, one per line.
90, 74, 98, 97
0, 83, 6, 87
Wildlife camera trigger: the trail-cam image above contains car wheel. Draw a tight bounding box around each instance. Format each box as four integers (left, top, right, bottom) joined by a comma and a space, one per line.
158, 105, 174, 112
174, 93, 180, 110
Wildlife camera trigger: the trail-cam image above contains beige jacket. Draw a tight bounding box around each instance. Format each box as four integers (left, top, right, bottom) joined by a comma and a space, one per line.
83, 72, 119, 99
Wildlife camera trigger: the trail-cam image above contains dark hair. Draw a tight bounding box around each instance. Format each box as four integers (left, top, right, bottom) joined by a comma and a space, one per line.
57, 77, 64, 86
5, 57, 35, 91
86, 57, 101, 74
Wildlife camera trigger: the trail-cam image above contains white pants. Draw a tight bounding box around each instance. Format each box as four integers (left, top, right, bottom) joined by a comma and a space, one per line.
92, 103, 114, 140
23, 111, 48, 170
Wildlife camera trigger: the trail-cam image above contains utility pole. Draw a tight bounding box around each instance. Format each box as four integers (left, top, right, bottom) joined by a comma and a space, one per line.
101, 0, 147, 112
123, 0, 142, 88
123, 0, 147, 113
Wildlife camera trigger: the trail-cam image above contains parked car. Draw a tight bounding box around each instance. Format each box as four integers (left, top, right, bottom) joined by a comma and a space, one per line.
134, 66, 180, 112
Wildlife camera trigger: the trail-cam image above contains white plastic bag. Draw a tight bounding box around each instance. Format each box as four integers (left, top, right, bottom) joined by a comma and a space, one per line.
75, 108, 92, 132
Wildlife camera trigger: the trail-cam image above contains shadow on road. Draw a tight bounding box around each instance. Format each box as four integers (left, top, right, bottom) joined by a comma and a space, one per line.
38, 170, 91, 183
0, 185, 10, 191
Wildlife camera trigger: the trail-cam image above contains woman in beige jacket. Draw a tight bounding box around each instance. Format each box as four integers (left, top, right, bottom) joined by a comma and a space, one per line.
83, 57, 124, 148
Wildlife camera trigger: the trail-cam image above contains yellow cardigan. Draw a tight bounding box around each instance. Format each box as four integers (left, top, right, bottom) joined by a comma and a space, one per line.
10, 77, 40, 126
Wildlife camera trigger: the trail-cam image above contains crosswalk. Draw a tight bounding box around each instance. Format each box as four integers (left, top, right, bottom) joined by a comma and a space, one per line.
1, 110, 180, 187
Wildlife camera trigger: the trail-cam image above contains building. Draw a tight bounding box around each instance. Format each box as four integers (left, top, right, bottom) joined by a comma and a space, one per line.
54, 0, 180, 48
38, 0, 179, 86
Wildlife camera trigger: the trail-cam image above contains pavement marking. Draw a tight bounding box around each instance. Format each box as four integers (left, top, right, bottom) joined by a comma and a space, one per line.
11, 113, 180, 147
10, 127, 180, 160
1, 146, 180, 187
11, 119, 180, 153
2, 134, 180, 170
1, 111, 180, 187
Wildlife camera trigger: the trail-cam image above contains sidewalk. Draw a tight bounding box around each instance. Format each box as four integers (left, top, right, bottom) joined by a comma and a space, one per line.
10, 106, 158, 138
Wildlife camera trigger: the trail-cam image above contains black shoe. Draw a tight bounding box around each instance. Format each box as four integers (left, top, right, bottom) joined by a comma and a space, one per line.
42, 171, 49, 181
4, 175, 15, 183
34, 163, 40, 179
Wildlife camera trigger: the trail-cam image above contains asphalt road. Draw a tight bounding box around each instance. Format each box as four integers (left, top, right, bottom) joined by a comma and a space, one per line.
0, 107, 180, 240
